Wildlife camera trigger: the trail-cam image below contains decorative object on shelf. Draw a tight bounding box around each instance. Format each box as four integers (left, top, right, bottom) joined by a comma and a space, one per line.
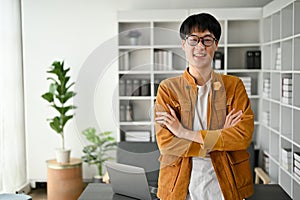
127, 30, 141, 45
41, 61, 77, 163
154, 49, 173, 70
213, 51, 224, 70
81, 127, 116, 182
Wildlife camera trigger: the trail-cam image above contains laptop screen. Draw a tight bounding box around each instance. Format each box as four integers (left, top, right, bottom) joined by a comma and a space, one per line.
105, 161, 153, 200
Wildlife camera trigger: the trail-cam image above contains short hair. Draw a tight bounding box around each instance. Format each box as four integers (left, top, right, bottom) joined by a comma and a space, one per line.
179, 13, 221, 41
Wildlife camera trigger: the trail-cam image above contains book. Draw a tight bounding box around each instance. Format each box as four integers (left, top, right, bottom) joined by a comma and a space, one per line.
246, 50, 261, 69
295, 159, 300, 169
282, 78, 292, 85
254, 50, 261, 69
281, 148, 292, 170
294, 166, 300, 176
282, 97, 292, 104
246, 51, 254, 69
294, 152, 300, 162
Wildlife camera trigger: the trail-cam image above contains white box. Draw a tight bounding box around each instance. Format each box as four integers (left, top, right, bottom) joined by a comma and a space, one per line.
125, 131, 150, 142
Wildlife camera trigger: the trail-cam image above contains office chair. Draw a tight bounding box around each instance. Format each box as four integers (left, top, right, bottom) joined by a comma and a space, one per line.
247, 142, 270, 184
116, 141, 160, 187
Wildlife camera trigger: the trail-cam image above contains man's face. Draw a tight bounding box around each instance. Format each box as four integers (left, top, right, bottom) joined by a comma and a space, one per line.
182, 30, 218, 70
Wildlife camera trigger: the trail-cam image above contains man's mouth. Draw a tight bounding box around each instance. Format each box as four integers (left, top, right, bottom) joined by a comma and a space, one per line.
193, 53, 207, 57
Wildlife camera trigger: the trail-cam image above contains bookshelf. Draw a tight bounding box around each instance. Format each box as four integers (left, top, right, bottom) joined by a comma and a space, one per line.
260, 0, 300, 198
117, 8, 262, 144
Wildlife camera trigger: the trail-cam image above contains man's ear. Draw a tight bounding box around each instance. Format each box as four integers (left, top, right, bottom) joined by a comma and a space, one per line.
215, 41, 219, 51
181, 39, 186, 50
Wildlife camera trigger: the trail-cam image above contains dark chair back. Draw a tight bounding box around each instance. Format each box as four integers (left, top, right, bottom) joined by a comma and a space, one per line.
116, 141, 160, 187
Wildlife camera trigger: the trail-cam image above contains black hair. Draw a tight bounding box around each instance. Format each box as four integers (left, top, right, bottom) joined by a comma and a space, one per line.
179, 13, 221, 41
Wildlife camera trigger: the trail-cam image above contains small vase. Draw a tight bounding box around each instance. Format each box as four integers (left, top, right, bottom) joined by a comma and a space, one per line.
55, 148, 71, 163
129, 37, 139, 45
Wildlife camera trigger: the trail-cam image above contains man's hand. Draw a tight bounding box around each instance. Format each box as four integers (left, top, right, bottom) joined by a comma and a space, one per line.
155, 104, 182, 136
155, 104, 203, 143
223, 108, 243, 129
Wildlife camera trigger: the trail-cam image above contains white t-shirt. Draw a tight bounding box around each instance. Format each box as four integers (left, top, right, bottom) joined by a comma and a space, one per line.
186, 81, 224, 200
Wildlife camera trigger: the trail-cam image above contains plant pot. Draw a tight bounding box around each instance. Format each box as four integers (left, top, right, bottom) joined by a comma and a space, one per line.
92, 175, 103, 183
55, 148, 71, 163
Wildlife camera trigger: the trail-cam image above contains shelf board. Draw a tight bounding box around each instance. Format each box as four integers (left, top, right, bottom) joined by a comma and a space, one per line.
154, 70, 183, 74
119, 45, 152, 49
119, 96, 152, 100
227, 69, 261, 73
119, 70, 151, 74
153, 45, 182, 49
119, 121, 152, 126
227, 43, 261, 47
249, 95, 260, 99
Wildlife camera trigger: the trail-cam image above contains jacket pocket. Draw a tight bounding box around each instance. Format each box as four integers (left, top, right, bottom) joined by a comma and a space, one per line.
178, 100, 191, 128
159, 155, 182, 192
226, 150, 252, 189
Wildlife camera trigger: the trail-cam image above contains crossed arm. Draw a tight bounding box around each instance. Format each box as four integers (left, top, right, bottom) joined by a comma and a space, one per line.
155, 104, 243, 144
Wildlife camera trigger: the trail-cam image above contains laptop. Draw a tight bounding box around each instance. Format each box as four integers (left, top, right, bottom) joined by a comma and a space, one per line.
105, 161, 158, 200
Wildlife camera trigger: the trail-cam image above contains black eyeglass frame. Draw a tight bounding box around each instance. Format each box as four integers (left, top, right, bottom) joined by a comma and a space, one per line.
185, 34, 218, 47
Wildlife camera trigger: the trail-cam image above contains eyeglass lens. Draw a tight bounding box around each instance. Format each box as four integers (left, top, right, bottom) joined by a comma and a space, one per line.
186, 35, 216, 47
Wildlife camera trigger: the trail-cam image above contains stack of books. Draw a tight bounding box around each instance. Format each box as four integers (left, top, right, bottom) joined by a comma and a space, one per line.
262, 111, 270, 127
240, 77, 252, 96
263, 78, 271, 98
275, 47, 281, 70
154, 50, 173, 71
294, 152, 300, 180
281, 148, 292, 171
282, 77, 293, 104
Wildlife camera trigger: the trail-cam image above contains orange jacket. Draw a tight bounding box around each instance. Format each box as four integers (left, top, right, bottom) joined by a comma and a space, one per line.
155, 69, 254, 200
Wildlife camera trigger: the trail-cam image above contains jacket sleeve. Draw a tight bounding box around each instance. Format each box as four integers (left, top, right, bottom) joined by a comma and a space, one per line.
186, 79, 254, 156
155, 81, 195, 159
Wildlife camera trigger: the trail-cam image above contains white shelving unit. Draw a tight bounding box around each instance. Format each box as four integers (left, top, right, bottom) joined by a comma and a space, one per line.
117, 8, 262, 143
260, 0, 300, 198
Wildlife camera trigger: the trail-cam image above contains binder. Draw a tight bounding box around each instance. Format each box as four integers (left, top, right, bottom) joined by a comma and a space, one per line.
246, 51, 254, 69
254, 50, 261, 69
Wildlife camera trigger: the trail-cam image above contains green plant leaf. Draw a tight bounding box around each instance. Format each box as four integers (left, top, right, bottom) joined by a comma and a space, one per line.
49, 117, 62, 133
41, 92, 54, 103
62, 115, 73, 127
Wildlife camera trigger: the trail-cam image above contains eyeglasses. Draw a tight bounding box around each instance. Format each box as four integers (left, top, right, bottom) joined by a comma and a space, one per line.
185, 35, 218, 47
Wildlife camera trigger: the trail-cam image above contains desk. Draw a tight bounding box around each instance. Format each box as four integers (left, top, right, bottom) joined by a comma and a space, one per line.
246, 184, 292, 200
47, 158, 83, 200
78, 183, 292, 200
78, 183, 135, 200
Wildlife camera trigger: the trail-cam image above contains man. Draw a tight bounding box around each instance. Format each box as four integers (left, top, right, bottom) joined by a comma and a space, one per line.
155, 13, 254, 200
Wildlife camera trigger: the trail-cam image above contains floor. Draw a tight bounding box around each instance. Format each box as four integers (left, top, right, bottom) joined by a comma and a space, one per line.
27, 182, 88, 200
28, 187, 47, 200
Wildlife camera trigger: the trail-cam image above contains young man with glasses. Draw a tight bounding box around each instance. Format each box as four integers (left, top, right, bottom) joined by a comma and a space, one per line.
155, 13, 254, 200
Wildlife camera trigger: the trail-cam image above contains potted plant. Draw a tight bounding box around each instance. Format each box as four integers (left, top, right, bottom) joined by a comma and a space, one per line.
81, 127, 117, 182
41, 60, 76, 163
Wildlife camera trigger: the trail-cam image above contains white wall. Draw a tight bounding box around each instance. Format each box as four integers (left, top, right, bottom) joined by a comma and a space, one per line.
21, 0, 272, 183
